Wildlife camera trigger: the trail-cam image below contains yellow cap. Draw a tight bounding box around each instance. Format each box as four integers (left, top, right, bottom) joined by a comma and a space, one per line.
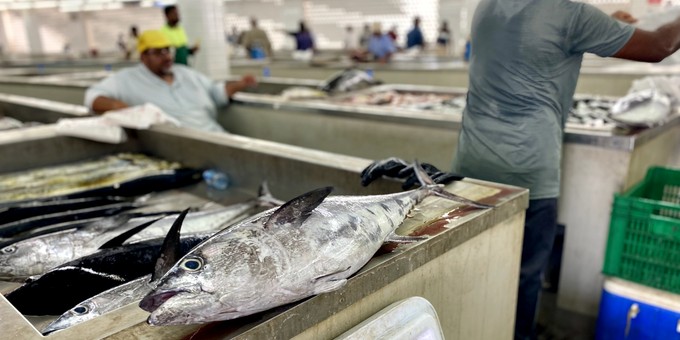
137, 30, 171, 53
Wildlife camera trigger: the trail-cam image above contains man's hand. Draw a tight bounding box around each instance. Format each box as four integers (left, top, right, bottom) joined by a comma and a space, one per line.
611, 10, 638, 24
91, 96, 129, 114
226, 74, 257, 98
241, 75, 257, 87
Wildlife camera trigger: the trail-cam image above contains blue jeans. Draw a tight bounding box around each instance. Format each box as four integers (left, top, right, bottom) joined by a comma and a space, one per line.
515, 198, 558, 340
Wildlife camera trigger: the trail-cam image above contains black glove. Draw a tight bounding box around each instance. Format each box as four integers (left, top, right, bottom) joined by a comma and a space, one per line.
360, 157, 410, 187
361, 158, 465, 190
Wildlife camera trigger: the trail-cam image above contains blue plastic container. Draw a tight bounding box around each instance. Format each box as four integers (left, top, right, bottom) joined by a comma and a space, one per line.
596, 278, 680, 339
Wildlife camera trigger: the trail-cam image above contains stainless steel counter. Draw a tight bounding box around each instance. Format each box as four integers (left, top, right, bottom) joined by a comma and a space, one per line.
0, 120, 527, 340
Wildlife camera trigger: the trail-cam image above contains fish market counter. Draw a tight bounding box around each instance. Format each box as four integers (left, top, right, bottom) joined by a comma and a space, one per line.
225, 87, 680, 317
230, 58, 680, 97
0, 124, 528, 339
0, 75, 321, 107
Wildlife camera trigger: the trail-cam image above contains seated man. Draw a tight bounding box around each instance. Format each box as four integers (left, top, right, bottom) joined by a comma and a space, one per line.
366, 23, 396, 63
85, 30, 255, 132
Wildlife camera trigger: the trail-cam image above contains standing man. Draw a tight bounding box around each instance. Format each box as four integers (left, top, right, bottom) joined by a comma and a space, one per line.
406, 17, 424, 49
453, 1, 680, 339
85, 30, 256, 133
160, 5, 198, 66
241, 17, 273, 59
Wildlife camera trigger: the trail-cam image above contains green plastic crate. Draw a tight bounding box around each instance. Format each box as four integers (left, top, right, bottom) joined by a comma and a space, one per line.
603, 167, 680, 294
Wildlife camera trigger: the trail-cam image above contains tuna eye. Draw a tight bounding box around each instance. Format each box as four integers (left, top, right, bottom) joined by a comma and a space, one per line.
2, 246, 16, 254
180, 257, 203, 271
73, 306, 88, 314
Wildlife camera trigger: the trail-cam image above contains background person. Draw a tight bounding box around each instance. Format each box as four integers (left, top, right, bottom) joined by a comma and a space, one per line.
85, 30, 256, 133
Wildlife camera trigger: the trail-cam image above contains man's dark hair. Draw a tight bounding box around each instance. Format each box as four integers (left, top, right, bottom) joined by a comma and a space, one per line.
164, 5, 176, 16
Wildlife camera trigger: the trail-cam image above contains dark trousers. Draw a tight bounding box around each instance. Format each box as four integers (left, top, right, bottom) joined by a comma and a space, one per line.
515, 198, 558, 340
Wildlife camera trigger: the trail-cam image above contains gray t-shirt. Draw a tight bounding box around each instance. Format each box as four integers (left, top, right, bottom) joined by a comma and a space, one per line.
85, 64, 228, 132
452, 0, 634, 199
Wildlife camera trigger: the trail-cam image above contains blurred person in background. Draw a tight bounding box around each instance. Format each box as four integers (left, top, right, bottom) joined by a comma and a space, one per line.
344, 25, 359, 52
406, 16, 425, 49
436, 21, 451, 49
227, 26, 240, 47
284, 21, 315, 51
359, 23, 372, 49
85, 30, 257, 133
160, 5, 199, 66
242, 17, 273, 59
455, 2, 680, 339
125, 26, 139, 61
367, 22, 396, 63
387, 25, 398, 42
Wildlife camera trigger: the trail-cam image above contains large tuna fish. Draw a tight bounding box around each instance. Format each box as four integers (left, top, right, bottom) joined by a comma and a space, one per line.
139, 166, 491, 325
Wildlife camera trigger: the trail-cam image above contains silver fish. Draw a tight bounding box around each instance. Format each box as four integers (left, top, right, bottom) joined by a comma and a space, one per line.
0, 204, 260, 280
42, 274, 153, 334
140, 174, 490, 325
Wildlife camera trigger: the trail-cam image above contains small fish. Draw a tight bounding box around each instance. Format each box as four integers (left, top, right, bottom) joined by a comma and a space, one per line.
42, 274, 153, 334
5, 213, 209, 315
139, 164, 491, 325
0, 196, 131, 225
42, 207, 190, 333
0, 202, 141, 238
0, 186, 279, 280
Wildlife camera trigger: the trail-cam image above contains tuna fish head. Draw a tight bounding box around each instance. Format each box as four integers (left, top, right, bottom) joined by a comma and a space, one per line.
0, 237, 66, 280
140, 187, 334, 325
140, 226, 289, 325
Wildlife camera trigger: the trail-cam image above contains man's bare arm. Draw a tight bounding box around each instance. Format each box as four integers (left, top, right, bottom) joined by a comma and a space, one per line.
91, 96, 129, 114
613, 17, 680, 62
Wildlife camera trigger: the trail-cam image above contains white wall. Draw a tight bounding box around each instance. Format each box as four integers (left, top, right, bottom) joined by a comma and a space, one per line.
1, 0, 677, 57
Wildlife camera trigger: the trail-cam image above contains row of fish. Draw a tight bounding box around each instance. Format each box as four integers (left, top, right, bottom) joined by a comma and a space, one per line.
0, 153, 191, 203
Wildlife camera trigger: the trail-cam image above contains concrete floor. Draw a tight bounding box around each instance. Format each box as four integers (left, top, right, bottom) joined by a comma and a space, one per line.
537, 290, 597, 340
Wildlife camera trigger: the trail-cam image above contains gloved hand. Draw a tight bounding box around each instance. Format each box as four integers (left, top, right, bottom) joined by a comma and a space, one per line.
360, 157, 410, 187
398, 163, 464, 190
360, 158, 465, 190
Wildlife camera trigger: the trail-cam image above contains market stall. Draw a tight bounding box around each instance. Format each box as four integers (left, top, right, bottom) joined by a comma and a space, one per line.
0, 109, 527, 339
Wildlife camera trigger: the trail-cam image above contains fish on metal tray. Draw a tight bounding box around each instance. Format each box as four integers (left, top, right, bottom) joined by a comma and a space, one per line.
139, 164, 492, 325
0, 196, 132, 225
5, 212, 210, 316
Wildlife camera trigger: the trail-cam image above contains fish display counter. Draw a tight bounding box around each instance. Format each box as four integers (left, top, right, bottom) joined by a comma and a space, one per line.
224, 85, 680, 317
0, 114, 528, 339
230, 56, 680, 97
0, 73, 322, 107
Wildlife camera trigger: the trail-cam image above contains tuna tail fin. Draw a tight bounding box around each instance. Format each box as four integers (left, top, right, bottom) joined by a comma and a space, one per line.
98, 216, 164, 249
413, 161, 493, 209
257, 181, 285, 208
264, 186, 333, 229
151, 209, 188, 282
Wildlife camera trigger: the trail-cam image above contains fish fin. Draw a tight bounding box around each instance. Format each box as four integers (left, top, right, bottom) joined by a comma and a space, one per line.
313, 266, 352, 283
257, 181, 285, 208
386, 233, 429, 244
413, 161, 494, 209
264, 187, 333, 229
430, 188, 494, 209
313, 279, 347, 294
151, 209, 189, 282
98, 216, 163, 249
413, 160, 436, 186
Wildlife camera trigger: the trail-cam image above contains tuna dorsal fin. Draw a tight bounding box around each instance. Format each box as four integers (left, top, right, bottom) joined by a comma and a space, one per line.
98, 217, 163, 249
264, 187, 333, 229
151, 209, 188, 281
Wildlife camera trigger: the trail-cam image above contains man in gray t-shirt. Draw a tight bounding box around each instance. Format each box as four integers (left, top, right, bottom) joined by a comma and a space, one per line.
453, 1, 680, 338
